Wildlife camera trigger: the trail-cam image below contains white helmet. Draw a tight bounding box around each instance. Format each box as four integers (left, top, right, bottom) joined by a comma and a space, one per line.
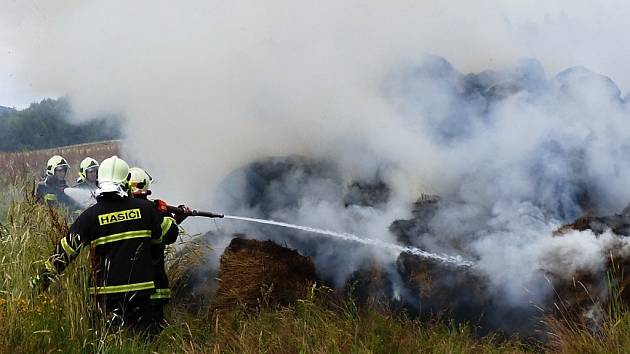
77, 157, 99, 182
129, 167, 153, 196
97, 156, 130, 186
46, 155, 69, 176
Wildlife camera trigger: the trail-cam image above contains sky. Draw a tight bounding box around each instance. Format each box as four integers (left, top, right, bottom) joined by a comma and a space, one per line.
3, 1, 630, 108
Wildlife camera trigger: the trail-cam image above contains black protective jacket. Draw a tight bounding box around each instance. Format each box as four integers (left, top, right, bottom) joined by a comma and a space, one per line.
43, 193, 166, 299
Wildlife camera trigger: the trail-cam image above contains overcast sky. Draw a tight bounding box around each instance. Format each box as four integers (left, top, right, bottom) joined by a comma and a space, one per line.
2, 1, 630, 109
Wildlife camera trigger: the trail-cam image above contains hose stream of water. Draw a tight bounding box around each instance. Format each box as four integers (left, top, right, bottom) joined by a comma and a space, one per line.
223, 215, 475, 268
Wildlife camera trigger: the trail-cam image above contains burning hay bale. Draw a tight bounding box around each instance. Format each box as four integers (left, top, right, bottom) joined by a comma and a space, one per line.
543, 210, 630, 329
545, 238, 630, 327
345, 260, 398, 308
554, 213, 630, 236
396, 252, 491, 324
545, 269, 608, 329
389, 194, 441, 245
553, 215, 594, 235
212, 236, 320, 311
343, 181, 391, 208
554, 201, 630, 236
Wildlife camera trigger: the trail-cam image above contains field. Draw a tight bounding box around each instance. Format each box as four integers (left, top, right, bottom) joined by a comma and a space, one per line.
1, 142, 630, 353
0, 140, 119, 183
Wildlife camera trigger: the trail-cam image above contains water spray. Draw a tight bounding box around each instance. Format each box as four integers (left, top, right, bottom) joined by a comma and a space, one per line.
223, 215, 475, 268
168, 205, 474, 268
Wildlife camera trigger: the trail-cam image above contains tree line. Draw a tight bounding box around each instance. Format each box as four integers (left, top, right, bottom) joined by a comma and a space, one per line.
0, 98, 122, 152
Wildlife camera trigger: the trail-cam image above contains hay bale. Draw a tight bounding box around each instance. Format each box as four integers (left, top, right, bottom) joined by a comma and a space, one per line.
389, 195, 441, 245
546, 220, 630, 331
550, 212, 630, 325
554, 213, 630, 236
547, 253, 630, 323
396, 253, 492, 326
212, 237, 319, 311
553, 215, 593, 235
345, 261, 396, 307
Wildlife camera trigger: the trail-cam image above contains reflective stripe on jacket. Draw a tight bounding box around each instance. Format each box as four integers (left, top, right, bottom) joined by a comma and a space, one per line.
44, 194, 166, 299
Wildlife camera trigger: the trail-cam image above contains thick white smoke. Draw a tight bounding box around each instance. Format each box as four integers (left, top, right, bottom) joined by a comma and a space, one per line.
5, 1, 630, 201
5, 0, 630, 332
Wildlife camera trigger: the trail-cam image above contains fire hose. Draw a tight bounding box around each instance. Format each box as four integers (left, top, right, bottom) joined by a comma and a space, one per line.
164, 204, 224, 218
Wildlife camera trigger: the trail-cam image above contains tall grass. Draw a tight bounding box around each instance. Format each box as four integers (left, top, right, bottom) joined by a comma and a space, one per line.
2, 169, 630, 352
545, 264, 630, 353
0, 179, 99, 353
186, 287, 530, 354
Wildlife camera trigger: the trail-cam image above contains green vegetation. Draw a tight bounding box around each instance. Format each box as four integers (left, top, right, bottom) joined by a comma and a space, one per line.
0, 98, 121, 152
1, 176, 630, 353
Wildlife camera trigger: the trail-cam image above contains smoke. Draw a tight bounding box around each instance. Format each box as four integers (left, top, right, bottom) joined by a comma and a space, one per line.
5, 1, 630, 200
211, 156, 413, 286
387, 57, 630, 329
64, 187, 96, 209
6, 0, 630, 335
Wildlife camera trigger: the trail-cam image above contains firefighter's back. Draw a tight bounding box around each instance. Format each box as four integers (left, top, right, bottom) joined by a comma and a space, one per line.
78, 194, 162, 297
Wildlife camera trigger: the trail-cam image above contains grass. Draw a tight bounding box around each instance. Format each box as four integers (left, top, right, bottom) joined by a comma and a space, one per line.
546, 311, 630, 353
2, 143, 630, 353
544, 270, 630, 353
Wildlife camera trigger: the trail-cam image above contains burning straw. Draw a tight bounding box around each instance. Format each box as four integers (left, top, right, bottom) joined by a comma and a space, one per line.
212, 237, 319, 312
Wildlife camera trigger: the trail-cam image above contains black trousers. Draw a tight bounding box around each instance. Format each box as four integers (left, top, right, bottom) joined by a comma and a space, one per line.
151, 301, 167, 328
94, 294, 161, 336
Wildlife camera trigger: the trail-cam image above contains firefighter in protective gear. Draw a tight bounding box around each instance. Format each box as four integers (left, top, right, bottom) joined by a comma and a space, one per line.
129, 167, 153, 197
75, 157, 99, 190
67, 157, 100, 209
36, 156, 167, 335
36, 155, 78, 209
129, 166, 188, 328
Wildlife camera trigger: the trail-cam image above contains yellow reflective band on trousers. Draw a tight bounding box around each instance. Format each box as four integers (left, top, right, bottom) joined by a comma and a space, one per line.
91, 230, 151, 246
44, 194, 57, 202
89, 281, 155, 295
60, 237, 77, 257
44, 259, 57, 274
150, 288, 172, 300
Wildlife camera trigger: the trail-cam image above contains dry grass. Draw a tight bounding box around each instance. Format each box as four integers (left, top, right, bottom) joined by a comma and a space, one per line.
0, 140, 119, 182
193, 288, 531, 354
545, 300, 630, 353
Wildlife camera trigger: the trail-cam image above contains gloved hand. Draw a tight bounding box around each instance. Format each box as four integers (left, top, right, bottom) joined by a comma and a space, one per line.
174, 205, 192, 224
30, 271, 51, 293
154, 199, 169, 214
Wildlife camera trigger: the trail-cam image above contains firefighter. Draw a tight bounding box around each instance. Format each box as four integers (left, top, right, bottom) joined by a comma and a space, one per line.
35, 155, 77, 208
65, 157, 101, 209
34, 156, 166, 335
129, 166, 189, 328
75, 157, 99, 191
